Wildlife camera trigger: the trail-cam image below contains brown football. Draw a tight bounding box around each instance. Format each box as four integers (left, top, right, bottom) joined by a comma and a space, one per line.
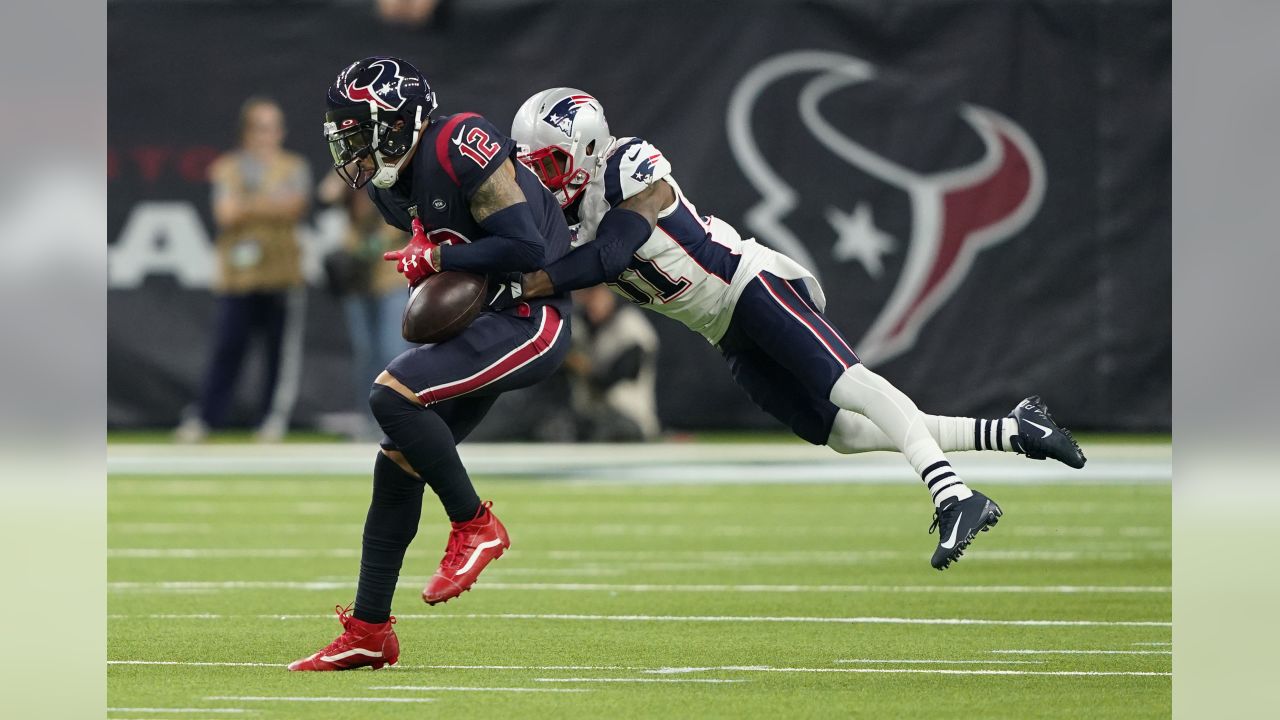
401, 271, 489, 344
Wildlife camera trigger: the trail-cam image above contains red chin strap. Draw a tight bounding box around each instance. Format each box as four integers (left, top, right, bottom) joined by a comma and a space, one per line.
518, 146, 588, 208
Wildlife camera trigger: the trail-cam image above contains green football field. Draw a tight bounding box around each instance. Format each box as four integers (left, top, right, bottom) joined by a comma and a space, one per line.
107, 443, 1171, 718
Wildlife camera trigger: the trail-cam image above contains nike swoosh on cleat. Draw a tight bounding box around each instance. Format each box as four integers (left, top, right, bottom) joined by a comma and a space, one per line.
1026, 420, 1053, 438
319, 648, 382, 662
454, 538, 504, 576
940, 513, 963, 549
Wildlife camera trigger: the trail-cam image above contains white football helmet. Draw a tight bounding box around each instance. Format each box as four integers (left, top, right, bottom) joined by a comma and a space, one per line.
511, 87, 613, 207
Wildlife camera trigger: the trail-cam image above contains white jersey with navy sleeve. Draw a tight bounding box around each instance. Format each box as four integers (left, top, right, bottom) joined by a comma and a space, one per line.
573, 136, 824, 344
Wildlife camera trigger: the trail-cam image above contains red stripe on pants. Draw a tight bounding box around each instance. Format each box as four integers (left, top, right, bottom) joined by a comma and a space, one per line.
416, 307, 563, 405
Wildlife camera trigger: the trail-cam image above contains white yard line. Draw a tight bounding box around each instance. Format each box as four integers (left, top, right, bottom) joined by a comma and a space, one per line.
108, 441, 1170, 482
832, 659, 1047, 665
110, 581, 351, 591
106, 580, 1170, 594
535, 678, 746, 684
417, 664, 631, 670
647, 662, 1051, 674
109, 549, 360, 559
107, 613, 1171, 627
107, 710, 249, 715
367, 686, 589, 693
110, 660, 639, 671
416, 613, 1174, 628
445, 582, 1172, 594
539, 548, 1133, 561
109, 545, 1171, 560
109, 547, 1171, 565
109, 615, 229, 620
109, 660, 1169, 679
992, 649, 1173, 655
205, 697, 434, 704
110, 660, 283, 667
681, 667, 1172, 677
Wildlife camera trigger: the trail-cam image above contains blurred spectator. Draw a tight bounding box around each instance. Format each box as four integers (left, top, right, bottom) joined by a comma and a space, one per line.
319, 173, 411, 440
566, 285, 660, 441
174, 97, 310, 443
376, 0, 443, 27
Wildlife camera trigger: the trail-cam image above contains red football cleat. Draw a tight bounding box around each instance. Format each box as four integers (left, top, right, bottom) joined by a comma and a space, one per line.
287, 605, 399, 671
422, 500, 510, 605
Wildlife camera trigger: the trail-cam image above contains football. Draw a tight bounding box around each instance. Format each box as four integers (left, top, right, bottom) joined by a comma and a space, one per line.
401, 271, 489, 344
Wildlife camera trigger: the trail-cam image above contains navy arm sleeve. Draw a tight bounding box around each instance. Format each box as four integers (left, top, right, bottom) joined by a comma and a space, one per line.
543, 209, 652, 292
437, 202, 547, 273
433, 112, 548, 273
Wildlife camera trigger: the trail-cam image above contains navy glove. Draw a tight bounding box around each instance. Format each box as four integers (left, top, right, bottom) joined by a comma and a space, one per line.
487, 272, 526, 311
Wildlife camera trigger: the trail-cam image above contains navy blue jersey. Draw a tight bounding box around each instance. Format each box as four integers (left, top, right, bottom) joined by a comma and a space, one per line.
369, 112, 572, 310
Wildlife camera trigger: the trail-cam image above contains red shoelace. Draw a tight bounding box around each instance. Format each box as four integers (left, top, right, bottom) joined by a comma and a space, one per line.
320, 604, 393, 654
439, 502, 492, 570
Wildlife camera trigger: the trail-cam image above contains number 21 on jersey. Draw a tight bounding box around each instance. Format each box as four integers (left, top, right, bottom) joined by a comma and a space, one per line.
610, 256, 691, 304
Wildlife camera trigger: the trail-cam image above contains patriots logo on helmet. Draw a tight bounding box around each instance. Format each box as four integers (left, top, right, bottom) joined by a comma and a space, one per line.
342, 58, 414, 111
542, 94, 596, 138
631, 152, 663, 183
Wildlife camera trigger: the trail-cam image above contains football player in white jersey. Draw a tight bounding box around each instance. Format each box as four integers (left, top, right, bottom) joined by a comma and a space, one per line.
507, 88, 1085, 569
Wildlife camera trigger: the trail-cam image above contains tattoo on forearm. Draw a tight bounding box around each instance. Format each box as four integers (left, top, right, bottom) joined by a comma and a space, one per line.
470, 160, 527, 224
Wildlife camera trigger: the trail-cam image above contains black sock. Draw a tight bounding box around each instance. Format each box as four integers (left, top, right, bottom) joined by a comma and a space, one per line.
353, 452, 424, 624
368, 384, 482, 522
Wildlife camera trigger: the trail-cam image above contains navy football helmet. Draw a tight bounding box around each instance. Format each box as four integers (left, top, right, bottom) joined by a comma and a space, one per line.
324, 56, 438, 189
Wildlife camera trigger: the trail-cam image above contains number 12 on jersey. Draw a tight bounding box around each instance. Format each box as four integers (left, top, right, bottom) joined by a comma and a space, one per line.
609, 256, 692, 304
453, 126, 501, 167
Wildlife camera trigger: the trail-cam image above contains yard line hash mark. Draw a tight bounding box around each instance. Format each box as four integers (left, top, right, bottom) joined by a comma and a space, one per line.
108, 613, 1172, 627
992, 649, 1173, 655
535, 678, 746, 684
205, 697, 435, 704
105, 579, 1170, 594
833, 658, 1047, 665
107, 711, 250, 715
368, 686, 590, 693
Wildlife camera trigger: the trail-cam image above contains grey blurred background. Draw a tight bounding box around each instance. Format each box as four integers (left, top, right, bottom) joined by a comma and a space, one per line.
106, 0, 1170, 439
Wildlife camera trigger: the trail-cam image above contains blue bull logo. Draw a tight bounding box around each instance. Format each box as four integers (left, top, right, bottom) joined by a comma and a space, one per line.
542, 94, 596, 137
726, 50, 1046, 365
343, 58, 411, 111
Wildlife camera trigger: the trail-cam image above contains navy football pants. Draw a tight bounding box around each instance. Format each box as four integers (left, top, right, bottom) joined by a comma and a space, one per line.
718, 272, 860, 445
381, 305, 571, 446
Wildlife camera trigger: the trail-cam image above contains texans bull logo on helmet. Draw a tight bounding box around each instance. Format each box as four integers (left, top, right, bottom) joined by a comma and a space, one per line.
542, 93, 598, 137
727, 50, 1046, 365
337, 57, 423, 111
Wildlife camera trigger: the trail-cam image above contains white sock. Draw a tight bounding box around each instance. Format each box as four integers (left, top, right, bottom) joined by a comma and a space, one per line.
828, 411, 1018, 454
828, 365, 973, 507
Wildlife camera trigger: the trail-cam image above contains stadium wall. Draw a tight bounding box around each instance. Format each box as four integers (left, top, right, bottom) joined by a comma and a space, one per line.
107, 0, 1170, 431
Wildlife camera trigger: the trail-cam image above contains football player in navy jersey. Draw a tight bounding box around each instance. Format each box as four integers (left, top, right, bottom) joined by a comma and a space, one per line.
507, 89, 1087, 575
289, 58, 574, 671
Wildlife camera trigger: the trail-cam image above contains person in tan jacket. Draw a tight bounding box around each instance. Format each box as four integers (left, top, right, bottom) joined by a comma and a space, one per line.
175, 97, 311, 442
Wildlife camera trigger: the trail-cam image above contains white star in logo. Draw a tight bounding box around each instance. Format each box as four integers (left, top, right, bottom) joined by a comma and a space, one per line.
826, 201, 896, 278
376, 82, 394, 96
